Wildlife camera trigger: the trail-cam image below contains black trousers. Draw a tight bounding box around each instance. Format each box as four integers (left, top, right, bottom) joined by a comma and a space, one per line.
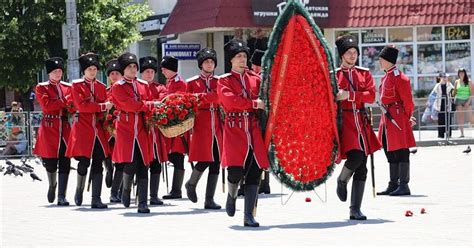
344, 149, 368, 181
382, 130, 410, 163
169, 152, 185, 170
42, 139, 70, 174
227, 148, 262, 186
75, 138, 106, 176
437, 112, 453, 138
149, 146, 163, 175
194, 139, 220, 175
123, 142, 149, 179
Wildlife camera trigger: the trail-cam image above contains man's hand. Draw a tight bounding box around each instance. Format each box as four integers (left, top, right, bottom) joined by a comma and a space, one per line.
255, 99, 265, 110
336, 90, 349, 101
104, 101, 113, 110
410, 116, 416, 127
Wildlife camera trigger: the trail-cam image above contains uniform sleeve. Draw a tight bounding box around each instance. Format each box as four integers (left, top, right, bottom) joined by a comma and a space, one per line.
217, 78, 253, 110
348, 72, 376, 104
111, 84, 150, 113
168, 81, 187, 95
36, 85, 66, 111
396, 76, 414, 117
71, 84, 103, 113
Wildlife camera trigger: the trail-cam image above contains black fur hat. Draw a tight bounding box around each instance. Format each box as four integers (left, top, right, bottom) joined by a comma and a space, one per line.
117, 52, 139, 73
251, 49, 265, 66
160, 56, 178, 72
225, 39, 250, 62
139, 56, 158, 73
335, 35, 359, 58
45, 57, 64, 74
79, 53, 100, 73
379, 45, 399, 64
105, 59, 121, 76
196, 48, 217, 69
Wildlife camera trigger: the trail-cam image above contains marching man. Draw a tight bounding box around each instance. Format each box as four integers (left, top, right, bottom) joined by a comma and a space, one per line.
377, 45, 416, 196
217, 39, 269, 227
34, 57, 73, 206
185, 48, 223, 210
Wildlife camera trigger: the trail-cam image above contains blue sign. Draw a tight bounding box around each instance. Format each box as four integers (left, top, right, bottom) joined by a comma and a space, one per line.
163, 43, 201, 60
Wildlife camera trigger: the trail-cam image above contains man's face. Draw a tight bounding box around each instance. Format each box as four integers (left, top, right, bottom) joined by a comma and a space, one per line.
230, 52, 248, 70
123, 63, 138, 79
84, 66, 98, 80
49, 68, 63, 82
201, 59, 215, 73
141, 68, 156, 82
341, 48, 358, 66
161, 68, 176, 79
108, 71, 122, 84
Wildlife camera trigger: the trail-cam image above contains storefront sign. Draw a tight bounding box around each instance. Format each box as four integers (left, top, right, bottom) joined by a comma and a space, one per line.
139, 14, 169, 36
252, 0, 329, 25
445, 26, 470, 40
162, 43, 201, 60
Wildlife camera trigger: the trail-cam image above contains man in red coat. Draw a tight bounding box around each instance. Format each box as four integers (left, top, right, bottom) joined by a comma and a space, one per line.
111, 52, 159, 213
335, 35, 382, 220
139, 56, 168, 205
160, 56, 190, 200
184, 48, 223, 210
104, 59, 123, 203
66, 53, 111, 208
218, 39, 269, 227
34, 57, 73, 206
377, 45, 416, 196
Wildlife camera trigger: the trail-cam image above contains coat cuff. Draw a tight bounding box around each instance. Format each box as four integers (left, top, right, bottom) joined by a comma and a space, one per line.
348, 91, 355, 102
252, 100, 258, 109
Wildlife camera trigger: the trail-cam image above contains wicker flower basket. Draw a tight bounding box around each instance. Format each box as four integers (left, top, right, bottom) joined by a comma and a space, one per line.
159, 116, 194, 138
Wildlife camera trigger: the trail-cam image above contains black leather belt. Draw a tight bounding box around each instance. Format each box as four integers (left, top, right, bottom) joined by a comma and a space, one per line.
383, 101, 402, 108
226, 112, 254, 117
342, 108, 366, 113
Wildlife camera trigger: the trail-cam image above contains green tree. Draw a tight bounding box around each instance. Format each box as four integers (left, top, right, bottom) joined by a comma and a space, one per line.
0, 0, 152, 92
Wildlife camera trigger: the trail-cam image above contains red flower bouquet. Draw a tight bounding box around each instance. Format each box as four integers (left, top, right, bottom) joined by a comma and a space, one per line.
151, 93, 199, 137
101, 106, 119, 136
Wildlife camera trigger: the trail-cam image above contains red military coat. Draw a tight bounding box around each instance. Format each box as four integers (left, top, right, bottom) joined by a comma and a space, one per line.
65, 78, 110, 158
164, 74, 190, 154
34, 80, 73, 158
217, 70, 269, 169
186, 73, 223, 162
336, 66, 381, 159
377, 65, 416, 151
111, 77, 154, 165
104, 86, 114, 156
147, 80, 168, 163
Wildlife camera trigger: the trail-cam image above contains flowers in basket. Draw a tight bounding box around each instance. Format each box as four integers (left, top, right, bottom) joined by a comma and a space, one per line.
150, 93, 200, 137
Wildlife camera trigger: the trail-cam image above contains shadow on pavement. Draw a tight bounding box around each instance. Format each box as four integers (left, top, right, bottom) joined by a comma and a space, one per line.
229, 218, 393, 231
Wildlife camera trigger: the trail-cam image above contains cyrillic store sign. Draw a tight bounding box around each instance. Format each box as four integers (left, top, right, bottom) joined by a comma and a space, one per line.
162, 43, 201, 60
252, 0, 329, 26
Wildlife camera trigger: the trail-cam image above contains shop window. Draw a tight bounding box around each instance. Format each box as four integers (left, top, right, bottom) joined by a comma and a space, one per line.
361, 46, 385, 75
417, 44, 442, 74
397, 45, 414, 75
388, 28, 413, 42
445, 42, 471, 74
417, 27, 442, 41
445, 25, 470, 40
361, 29, 386, 44
418, 76, 437, 90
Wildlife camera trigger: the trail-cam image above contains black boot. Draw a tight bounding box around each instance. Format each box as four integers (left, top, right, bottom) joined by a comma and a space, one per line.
91, 173, 108, 209
121, 173, 133, 207
104, 158, 113, 188
110, 168, 123, 203
337, 166, 353, 202
226, 181, 239, 217
244, 185, 260, 227
149, 173, 163, 205
185, 169, 203, 203
377, 163, 399, 195
237, 180, 245, 196
137, 178, 150, 213
258, 171, 271, 194
74, 174, 86, 206
163, 168, 184, 199
350, 180, 367, 220
204, 174, 221, 209
46, 171, 57, 203
57, 173, 70, 206
390, 162, 411, 196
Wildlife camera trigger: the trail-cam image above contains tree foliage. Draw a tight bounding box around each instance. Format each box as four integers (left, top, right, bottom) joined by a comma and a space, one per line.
0, 0, 152, 92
